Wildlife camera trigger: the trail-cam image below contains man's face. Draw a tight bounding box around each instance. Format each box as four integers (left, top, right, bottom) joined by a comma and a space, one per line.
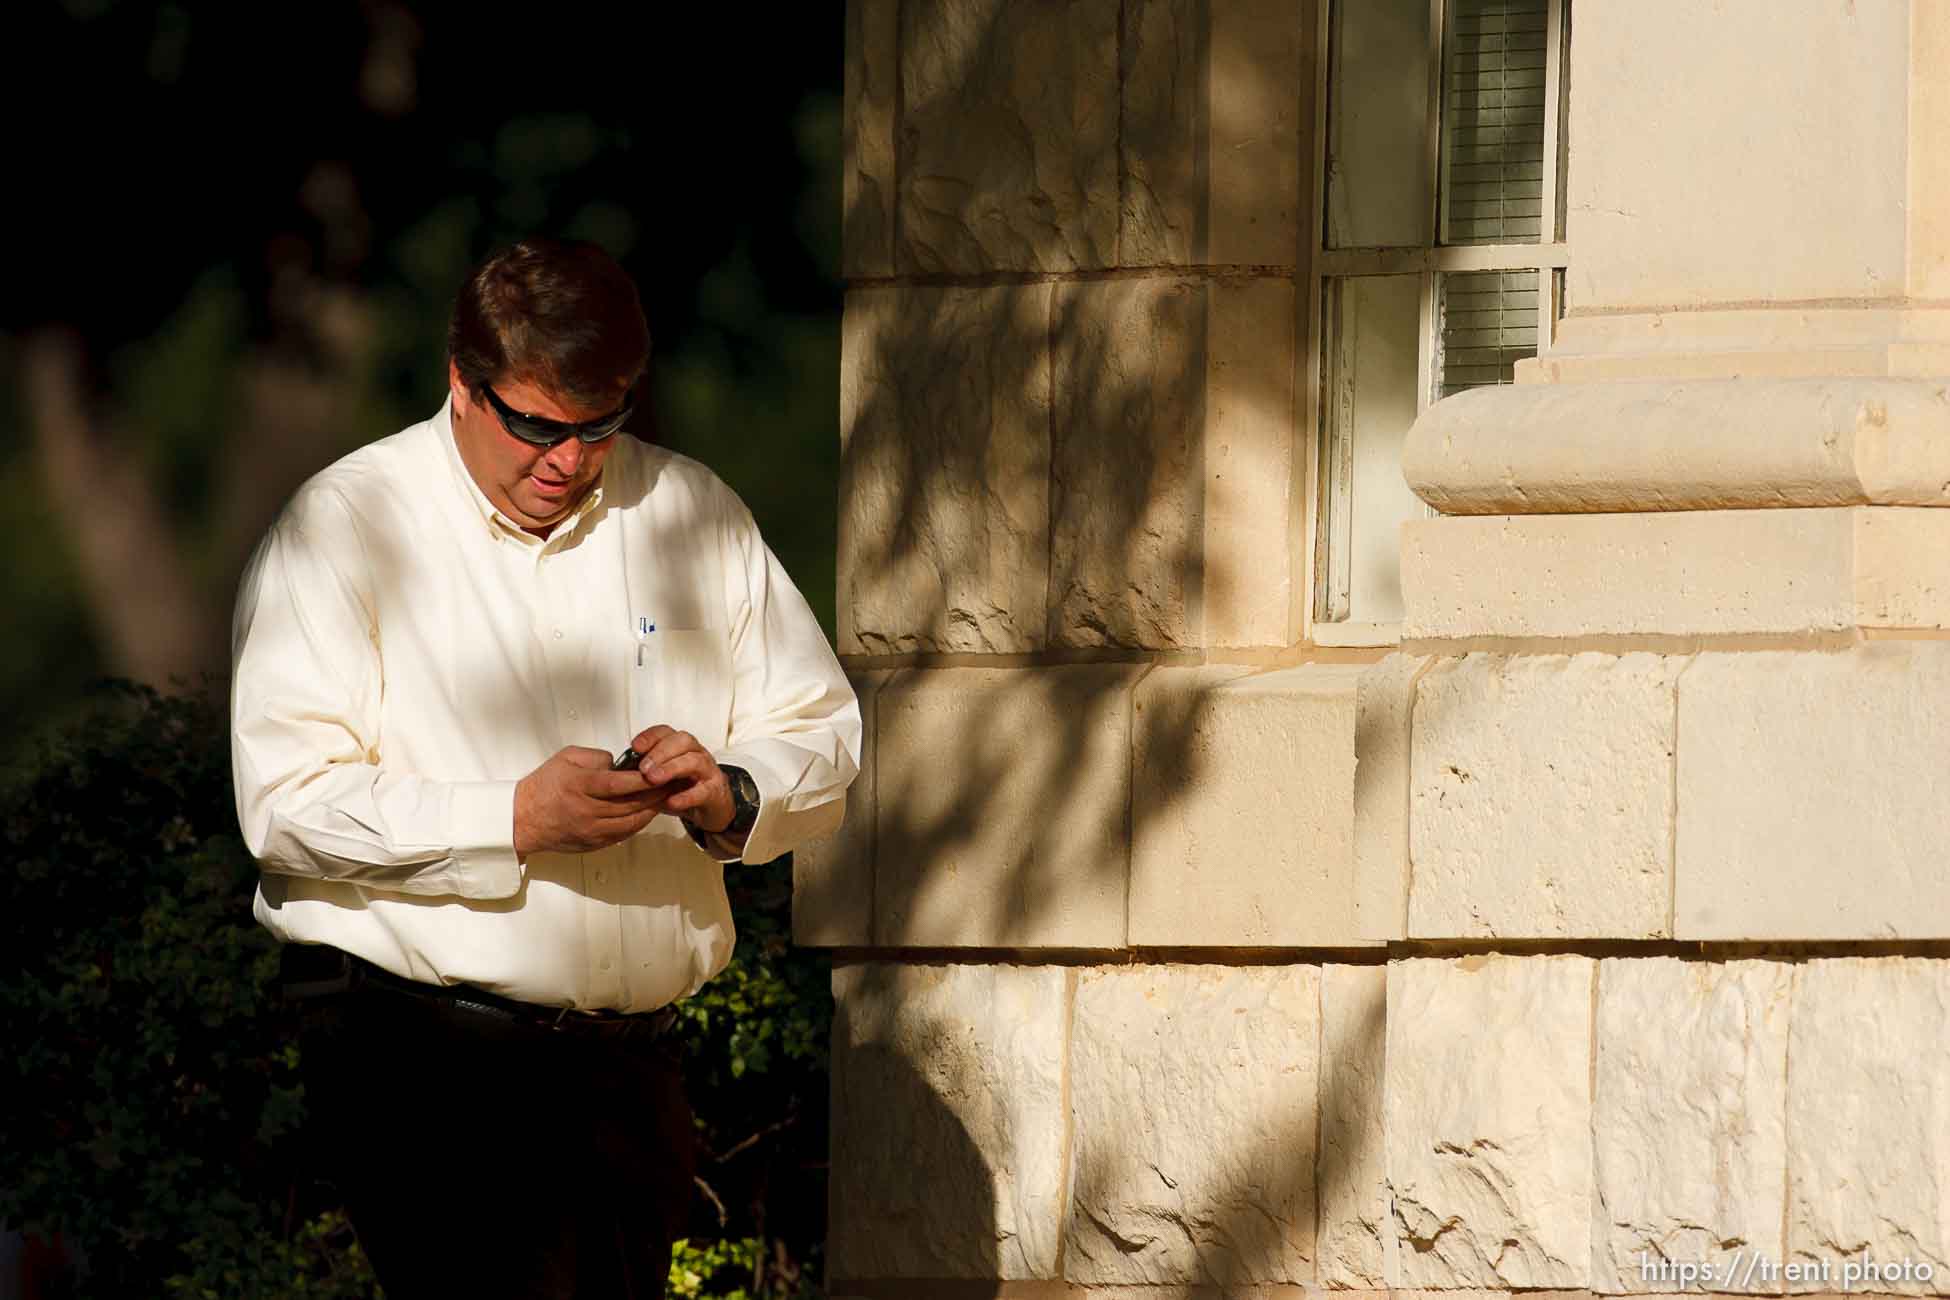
448, 361, 623, 533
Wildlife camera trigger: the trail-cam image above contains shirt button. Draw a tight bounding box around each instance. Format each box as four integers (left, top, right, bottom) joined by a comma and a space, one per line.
598, 957, 612, 972
553, 628, 564, 640
567, 708, 579, 720
594, 870, 606, 884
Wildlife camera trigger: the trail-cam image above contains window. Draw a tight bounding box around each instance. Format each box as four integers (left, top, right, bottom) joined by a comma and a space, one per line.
1310, 0, 1570, 636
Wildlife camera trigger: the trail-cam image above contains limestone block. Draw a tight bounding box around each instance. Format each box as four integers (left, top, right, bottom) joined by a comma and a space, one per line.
1320, 964, 1393, 1289
874, 666, 1138, 948
1567, 0, 1905, 309
1353, 654, 1426, 942
1130, 665, 1362, 946
793, 671, 885, 948
1064, 1290, 1325, 1300
1067, 964, 1319, 1285
1911, 7, 1950, 299
838, 285, 1051, 654
1050, 276, 1298, 650
829, 963, 1069, 1279
1592, 959, 1792, 1293
1785, 959, 1950, 1292
1402, 378, 1950, 517
1409, 653, 1681, 940
897, 0, 1119, 273
1120, 0, 1306, 268
1049, 276, 1202, 648
1676, 644, 1950, 940
1204, 276, 1299, 648
843, 0, 897, 277
1854, 508, 1950, 628
1403, 509, 1950, 642
1385, 955, 1596, 1289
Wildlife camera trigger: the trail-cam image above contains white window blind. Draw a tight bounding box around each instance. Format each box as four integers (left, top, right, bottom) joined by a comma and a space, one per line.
1438, 269, 1539, 398
1440, 0, 1549, 244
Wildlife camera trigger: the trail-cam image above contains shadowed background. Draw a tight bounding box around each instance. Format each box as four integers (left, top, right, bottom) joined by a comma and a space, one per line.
0, 1, 843, 760
0, 5, 844, 1295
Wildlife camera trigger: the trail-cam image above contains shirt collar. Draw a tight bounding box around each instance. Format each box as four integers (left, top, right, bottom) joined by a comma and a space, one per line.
435, 393, 609, 544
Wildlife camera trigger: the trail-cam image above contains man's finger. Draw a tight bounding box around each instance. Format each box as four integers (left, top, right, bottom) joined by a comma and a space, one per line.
644, 747, 713, 787
586, 768, 660, 799
645, 729, 703, 769
592, 805, 665, 835
584, 788, 671, 817
663, 776, 723, 813
560, 745, 619, 769
630, 723, 676, 753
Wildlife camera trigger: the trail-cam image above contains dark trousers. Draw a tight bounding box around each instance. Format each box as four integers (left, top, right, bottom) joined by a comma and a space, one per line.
294, 980, 696, 1299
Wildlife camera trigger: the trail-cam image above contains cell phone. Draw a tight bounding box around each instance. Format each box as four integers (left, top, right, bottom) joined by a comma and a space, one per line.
612, 746, 645, 772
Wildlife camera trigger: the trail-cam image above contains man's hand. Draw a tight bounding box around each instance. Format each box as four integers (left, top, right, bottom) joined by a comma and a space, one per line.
514, 746, 673, 857
627, 725, 734, 834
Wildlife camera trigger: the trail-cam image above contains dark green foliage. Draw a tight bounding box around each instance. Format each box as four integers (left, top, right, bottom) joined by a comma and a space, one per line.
1, 682, 831, 1298
675, 858, 833, 1300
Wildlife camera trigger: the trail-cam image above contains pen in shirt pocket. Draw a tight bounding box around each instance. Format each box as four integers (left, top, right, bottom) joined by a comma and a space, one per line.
636, 616, 656, 666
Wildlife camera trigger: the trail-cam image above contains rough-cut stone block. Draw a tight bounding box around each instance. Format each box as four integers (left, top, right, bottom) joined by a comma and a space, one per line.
1320, 964, 1393, 1289
897, 0, 1119, 273
794, 672, 884, 948
874, 666, 1137, 947
1385, 955, 1596, 1289
1354, 654, 1426, 942
838, 285, 1051, 654
843, 0, 897, 277
1676, 643, 1950, 940
1120, 0, 1306, 268
1592, 959, 1792, 1293
1410, 653, 1681, 940
1204, 276, 1298, 648
1131, 665, 1362, 946
1402, 509, 1950, 642
1067, 965, 1320, 1285
1049, 276, 1203, 648
830, 963, 1069, 1279
1048, 275, 1298, 650
1786, 959, 1950, 1293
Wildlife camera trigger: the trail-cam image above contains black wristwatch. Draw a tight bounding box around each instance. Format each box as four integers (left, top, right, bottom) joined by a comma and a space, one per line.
720, 764, 761, 836
684, 764, 759, 855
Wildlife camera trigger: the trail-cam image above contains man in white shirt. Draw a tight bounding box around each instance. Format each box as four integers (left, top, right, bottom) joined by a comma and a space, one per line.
230, 237, 860, 1297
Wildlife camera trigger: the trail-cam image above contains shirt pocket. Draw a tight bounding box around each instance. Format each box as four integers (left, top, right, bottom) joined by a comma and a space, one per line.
626, 625, 734, 750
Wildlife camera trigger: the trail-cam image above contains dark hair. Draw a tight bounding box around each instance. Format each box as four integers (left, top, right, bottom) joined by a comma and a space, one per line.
448, 237, 651, 412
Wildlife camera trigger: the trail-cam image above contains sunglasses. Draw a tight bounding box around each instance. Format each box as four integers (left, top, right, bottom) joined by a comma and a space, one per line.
480, 382, 635, 447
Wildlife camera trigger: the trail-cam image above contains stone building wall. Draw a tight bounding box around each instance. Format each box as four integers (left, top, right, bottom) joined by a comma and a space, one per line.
806, 0, 1950, 1296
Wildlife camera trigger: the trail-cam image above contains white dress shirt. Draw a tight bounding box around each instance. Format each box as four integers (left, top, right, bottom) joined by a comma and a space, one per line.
230, 398, 860, 1012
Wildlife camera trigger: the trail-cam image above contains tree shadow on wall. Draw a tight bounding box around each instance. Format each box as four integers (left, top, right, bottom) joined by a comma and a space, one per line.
824, 0, 1393, 1291
826, 964, 1005, 1291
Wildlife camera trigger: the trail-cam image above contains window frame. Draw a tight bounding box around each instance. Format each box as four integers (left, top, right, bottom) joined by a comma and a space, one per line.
1305, 0, 1572, 644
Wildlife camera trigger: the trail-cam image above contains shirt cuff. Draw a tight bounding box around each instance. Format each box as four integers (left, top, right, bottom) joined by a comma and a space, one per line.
447, 780, 525, 899
684, 819, 750, 863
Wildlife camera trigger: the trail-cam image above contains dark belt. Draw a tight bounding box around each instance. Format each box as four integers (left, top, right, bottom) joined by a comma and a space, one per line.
278, 944, 680, 1042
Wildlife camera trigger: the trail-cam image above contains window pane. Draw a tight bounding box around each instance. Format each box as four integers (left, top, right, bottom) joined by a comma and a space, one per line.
1321, 275, 1424, 625
1326, 0, 1431, 249
1439, 0, 1549, 244
1438, 269, 1538, 398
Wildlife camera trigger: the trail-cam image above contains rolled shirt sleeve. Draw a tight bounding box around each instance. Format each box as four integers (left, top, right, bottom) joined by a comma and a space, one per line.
230, 485, 525, 900
708, 493, 862, 867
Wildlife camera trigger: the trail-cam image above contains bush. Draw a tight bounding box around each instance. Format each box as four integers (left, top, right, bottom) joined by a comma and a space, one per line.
0, 681, 831, 1298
